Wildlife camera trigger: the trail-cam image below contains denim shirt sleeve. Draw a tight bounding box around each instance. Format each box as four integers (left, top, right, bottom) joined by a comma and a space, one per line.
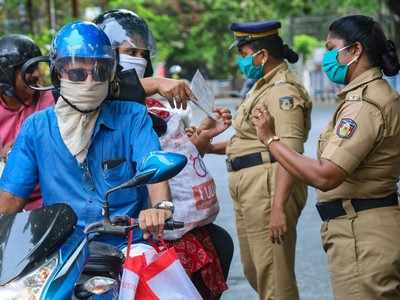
131, 107, 161, 166
0, 117, 38, 199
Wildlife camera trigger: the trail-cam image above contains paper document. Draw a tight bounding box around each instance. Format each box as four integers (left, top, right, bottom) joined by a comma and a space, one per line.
190, 70, 215, 120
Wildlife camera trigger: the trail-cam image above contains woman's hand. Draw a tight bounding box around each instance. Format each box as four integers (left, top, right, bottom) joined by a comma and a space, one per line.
200, 108, 232, 138
157, 78, 192, 109
251, 105, 276, 144
185, 108, 232, 155
270, 206, 287, 244
138, 208, 172, 239
185, 126, 201, 138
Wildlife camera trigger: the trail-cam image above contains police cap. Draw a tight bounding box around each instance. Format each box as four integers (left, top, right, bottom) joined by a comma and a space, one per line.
229, 20, 281, 50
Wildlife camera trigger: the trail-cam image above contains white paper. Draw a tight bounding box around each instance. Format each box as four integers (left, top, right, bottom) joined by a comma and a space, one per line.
190, 70, 215, 119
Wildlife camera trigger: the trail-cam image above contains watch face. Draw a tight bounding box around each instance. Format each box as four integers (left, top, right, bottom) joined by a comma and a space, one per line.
157, 201, 174, 210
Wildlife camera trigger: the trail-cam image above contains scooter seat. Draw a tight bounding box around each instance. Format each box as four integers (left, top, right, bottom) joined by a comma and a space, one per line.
83, 241, 124, 278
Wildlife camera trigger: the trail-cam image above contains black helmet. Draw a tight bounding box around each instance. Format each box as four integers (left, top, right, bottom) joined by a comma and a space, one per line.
94, 9, 155, 77
0, 34, 42, 97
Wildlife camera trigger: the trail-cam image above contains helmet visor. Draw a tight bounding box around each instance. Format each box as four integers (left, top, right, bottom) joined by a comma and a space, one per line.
54, 57, 115, 82
100, 14, 156, 57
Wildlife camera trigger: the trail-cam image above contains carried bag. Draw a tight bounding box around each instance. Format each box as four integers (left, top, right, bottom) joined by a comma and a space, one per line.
159, 113, 219, 240
119, 231, 202, 300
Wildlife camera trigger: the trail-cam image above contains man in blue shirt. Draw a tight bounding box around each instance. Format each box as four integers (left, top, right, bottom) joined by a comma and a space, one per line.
0, 21, 173, 243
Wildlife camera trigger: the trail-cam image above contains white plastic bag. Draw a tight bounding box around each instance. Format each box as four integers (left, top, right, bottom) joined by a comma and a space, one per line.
119, 232, 202, 300
160, 114, 219, 240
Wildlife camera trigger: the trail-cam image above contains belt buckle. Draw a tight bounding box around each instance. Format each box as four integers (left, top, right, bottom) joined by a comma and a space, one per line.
226, 159, 233, 172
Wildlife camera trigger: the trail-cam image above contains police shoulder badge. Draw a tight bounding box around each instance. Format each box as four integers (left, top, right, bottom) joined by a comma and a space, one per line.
279, 96, 294, 111
336, 118, 357, 138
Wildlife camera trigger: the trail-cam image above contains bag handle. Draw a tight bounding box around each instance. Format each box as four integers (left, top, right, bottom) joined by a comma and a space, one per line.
126, 219, 134, 258
148, 238, 168, 253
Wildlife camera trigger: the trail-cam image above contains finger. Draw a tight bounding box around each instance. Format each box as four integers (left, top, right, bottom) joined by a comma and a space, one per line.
251, 109, 263, 119
186, 129, 195, 136
253, 106, 263, 113
171, 96, 180, 109
222, 113, 232, 123
138, 213, 146, 230
157, 211, 165, 237
178, 86, 188, 110
271, 228, 277, 244
251, 115, 260, 124
278, 228, 284, 244
271, 235, 277, 244
151, 211, 159, 234
144, 214, 154, 235
166, 93, 175, 109
184, 83, 193, 98
273, 229, 280, 244
139, 213, 151, 240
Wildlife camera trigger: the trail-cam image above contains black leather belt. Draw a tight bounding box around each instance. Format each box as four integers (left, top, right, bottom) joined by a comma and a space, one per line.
316, 193, 398, 221
226, 152, 276, 172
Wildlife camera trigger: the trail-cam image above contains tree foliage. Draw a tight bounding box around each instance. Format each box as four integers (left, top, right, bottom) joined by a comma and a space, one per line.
293, 34, 322, 61
0, 0, 391, 78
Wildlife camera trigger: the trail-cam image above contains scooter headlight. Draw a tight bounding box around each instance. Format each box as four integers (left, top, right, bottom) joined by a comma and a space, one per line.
0, 254, 58, 300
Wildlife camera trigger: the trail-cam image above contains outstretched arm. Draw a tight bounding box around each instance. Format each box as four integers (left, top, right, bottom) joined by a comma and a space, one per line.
251, 105, 347, 191
141, 77, 192, 109
186, 108, 232, 155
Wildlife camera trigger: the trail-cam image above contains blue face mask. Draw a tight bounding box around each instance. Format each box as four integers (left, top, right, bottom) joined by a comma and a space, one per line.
322, 45, 358, 85
236, 51, 265, 80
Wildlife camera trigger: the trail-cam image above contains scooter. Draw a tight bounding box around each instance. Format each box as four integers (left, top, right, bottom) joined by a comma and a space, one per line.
0, 151, 187, 300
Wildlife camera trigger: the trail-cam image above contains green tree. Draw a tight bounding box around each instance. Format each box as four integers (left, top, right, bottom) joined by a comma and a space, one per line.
0, 0, 392, 79
293, 34, 322, 61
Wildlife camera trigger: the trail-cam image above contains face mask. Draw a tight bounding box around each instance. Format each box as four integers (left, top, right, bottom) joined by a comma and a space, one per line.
60, 79, 109, 113
119, 53, 148, 78
236, 51, 265, 80
322, 45, 358, 85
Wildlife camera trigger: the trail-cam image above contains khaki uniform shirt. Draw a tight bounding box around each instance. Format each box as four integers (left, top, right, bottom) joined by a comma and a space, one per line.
227, 62, 312, 159
318, 67, 400, 202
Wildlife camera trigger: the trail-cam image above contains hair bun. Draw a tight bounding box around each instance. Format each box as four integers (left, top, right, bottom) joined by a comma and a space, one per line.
381, 39, 400, 76
282, 44, 299, 64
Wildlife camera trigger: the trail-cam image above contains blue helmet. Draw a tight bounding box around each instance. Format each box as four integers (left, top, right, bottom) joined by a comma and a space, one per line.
50, 21, 116, 85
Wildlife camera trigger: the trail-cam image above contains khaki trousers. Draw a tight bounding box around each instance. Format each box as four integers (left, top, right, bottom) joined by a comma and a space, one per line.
321, 203, 400, 300
229, 163, 306, 300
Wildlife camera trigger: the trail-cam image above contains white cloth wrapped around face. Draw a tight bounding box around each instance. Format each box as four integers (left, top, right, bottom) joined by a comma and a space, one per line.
55, 79, 108, 163
119, 54, 147, 78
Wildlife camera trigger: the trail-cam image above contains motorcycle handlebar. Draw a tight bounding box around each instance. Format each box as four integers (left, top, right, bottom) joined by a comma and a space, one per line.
85, 216, 184, 235
164, 219, 184, 230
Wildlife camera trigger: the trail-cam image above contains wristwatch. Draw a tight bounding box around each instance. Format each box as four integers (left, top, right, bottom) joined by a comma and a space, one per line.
154, 200, 174, 213
265, 135, 280, 148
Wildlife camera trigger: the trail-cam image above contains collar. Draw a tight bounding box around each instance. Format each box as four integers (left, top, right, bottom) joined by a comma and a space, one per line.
52, 101, 116, 131
254, 62, 288, 90
338, 67, 383, 98
95, 102, 116, 131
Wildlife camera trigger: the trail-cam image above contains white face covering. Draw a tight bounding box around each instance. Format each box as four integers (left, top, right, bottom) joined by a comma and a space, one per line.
60, 79, 109, 112
56, 79, 109, 163
119, 53, 147, 78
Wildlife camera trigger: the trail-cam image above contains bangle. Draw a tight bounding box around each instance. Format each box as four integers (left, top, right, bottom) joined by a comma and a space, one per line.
265, 136, 280, 148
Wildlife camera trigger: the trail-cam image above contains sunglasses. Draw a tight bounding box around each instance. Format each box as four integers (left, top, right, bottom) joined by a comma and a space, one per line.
62, 65, 111, 82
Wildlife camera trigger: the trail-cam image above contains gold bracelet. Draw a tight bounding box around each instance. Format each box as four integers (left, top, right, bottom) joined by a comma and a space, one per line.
265, 136, 280, 147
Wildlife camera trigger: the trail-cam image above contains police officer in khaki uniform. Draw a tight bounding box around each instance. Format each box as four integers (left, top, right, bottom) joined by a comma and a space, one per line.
207, 21, 311, 300
252, 15, 400, 300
